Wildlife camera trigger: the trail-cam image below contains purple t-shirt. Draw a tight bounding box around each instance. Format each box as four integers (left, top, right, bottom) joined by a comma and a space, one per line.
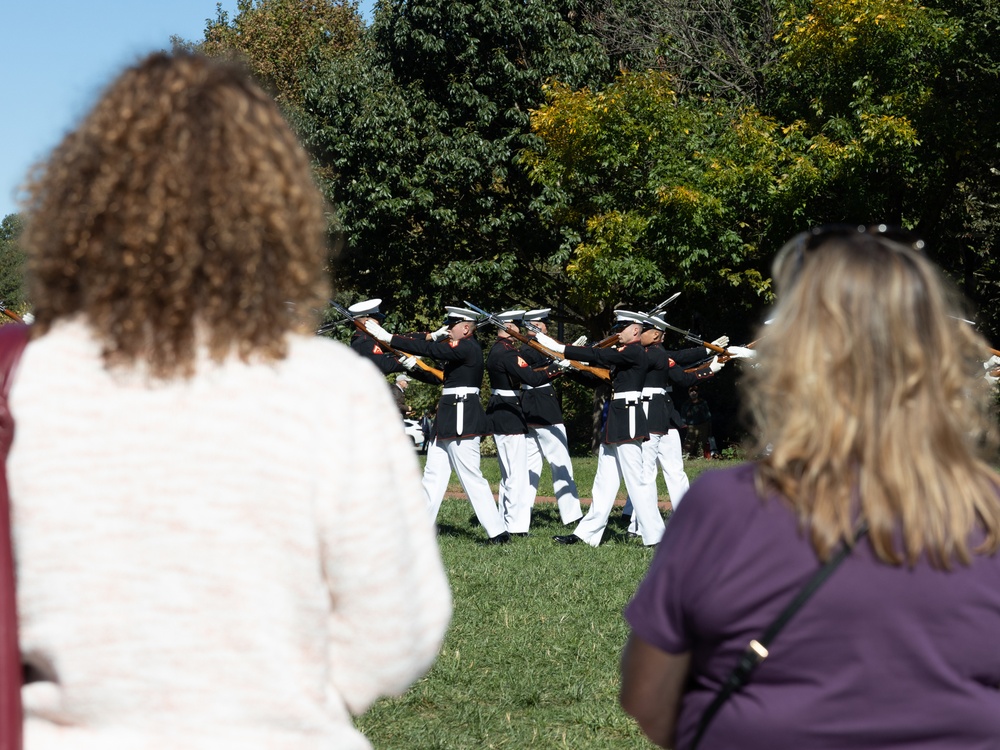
625, 463, 1000, 750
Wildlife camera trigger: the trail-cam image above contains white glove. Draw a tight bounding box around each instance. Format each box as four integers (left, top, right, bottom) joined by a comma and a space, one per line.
709, 356, 724, 373
364, 319, 392, 344
399, 355, 418, 371
572, 335, 587, 346
554, 359, 573, 370
533, 331, 566, 355
985, 355, 1000, 385
429, 325, 450, 342
22, 312, 35, 325
726, 345, 757, 359
705, 336, 729, 354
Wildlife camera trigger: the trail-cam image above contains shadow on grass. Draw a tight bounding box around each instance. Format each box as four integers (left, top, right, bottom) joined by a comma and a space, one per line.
530, 506, 563, 526
436, 522, 483, 543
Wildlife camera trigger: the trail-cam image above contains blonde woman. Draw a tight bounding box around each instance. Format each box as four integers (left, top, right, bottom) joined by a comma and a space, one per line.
621, 226, 1000, 749
11, 52, 451, 749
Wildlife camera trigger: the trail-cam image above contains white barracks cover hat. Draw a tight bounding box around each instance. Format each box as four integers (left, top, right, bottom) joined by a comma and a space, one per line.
522, 308, 551, 322
614, 310, 646, 326
443, 306, 480, 325
347, 298, 384, 319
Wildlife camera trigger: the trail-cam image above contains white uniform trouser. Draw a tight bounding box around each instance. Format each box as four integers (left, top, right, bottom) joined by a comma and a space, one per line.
574, 441, 664, 547
524, 424, 583, 524
424, 437, 505, 538
625, 429, 691, 533
495, 433, 531, 533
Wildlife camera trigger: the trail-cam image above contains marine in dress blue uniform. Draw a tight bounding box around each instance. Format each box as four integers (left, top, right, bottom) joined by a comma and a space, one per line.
518, 309, 584, 526
485, 311, 560, 534
535, 311, 664, 547
622, 313, 727, 536
346, 299, 441, 386
365, 306, 509, 543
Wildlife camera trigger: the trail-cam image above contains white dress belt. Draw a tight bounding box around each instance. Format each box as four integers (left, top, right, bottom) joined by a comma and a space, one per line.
442, 387, 481, 396
612, 391, 642, 400
442, 387, 479, 434
492, 389, 518, 398
642, 387, 666, 397
521, 383, 552, 391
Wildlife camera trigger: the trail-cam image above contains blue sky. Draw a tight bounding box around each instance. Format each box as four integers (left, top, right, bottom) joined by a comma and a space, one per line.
0, 1, 373, 221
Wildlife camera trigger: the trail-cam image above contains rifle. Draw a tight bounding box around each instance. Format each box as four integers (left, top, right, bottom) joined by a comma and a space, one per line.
683, 338, 760, 373
463, 301, 611, 382
656, 319, 729, 354
0, 302, 24, 325
595, 292, 682, 348
328, 301, 444, 383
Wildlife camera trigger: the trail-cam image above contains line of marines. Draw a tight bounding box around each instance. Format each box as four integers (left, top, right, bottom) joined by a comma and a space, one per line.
344, 299, 755, 546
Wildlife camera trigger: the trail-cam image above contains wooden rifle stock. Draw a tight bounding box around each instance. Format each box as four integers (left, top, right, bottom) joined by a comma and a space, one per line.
0, 304, 23, 325
361, 322, 445, 383
595, 333, 618, 349
500, 327, 610, 382
683, 338, 760, 373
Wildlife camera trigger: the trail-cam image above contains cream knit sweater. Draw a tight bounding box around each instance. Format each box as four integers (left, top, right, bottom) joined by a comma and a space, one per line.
8, 320, 452, 750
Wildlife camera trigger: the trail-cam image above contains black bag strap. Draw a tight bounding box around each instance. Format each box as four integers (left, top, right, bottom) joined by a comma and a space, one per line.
687, 522, 868, 750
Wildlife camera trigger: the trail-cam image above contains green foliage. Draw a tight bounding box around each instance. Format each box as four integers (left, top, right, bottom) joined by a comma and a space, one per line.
192, 0, 1000, 343
523, 0, 1000, 338
522, 72, 780, 322
195, 0, 364, 109
292, 0, 613, 324
769, 0, 1000, 331
0, 214, 26, 310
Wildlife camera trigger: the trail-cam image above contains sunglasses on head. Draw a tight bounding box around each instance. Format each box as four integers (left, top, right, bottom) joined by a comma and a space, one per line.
782, 223, 926, 283
796, 224, 926, 253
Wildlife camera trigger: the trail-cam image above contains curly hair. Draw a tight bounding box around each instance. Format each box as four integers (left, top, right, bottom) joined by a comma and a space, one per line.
742, 230, 1000, 568
20, 51, 329, 378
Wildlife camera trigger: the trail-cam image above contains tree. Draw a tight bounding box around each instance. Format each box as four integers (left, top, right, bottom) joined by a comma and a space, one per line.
522, 0, 1000, 337
0, 213, 26, 311
193, 0, 364, 109
768, 0, 1000, 332
583, 0, 779, 102
294, 0, 613, 328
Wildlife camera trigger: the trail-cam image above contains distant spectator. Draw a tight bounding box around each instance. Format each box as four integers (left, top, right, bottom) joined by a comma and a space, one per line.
681, 386, 715, 459
393, 373, 413, 416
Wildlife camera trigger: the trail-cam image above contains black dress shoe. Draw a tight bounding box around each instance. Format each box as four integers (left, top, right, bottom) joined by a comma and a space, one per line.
486, 531, 511, 545
553, 534, 583, 545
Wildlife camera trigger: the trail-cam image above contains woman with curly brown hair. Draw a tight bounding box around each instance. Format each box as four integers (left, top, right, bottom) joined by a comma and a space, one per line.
9, 51, 451, 749
621, 226, 1000, 749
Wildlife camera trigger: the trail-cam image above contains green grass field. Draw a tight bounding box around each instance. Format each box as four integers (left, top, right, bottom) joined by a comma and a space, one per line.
355, 455, 736, 749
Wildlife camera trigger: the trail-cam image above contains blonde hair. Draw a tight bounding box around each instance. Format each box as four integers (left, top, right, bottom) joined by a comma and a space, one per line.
21, 51, 329, 378
743, 230, 1000, 568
